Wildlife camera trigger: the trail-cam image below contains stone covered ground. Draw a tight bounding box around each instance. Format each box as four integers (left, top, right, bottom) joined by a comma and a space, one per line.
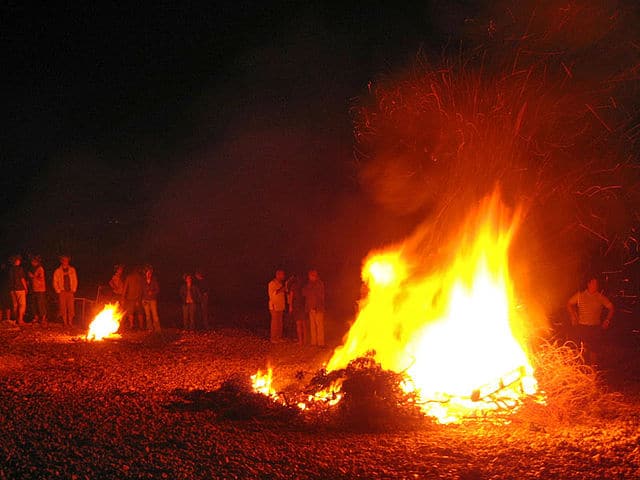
1, 322, 640, 479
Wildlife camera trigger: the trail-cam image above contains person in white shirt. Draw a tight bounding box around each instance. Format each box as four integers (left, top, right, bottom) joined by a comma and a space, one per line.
268, 270, 287, 343
53, 255, 78, 328
567, 276, 614, 364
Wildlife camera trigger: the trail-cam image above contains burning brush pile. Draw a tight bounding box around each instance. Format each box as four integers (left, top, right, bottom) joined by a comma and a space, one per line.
251, 193, 546, 427
248, 1, 640, 429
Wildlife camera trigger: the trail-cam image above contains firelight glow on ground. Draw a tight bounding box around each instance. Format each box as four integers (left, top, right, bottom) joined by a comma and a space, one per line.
254, 192, 539, 423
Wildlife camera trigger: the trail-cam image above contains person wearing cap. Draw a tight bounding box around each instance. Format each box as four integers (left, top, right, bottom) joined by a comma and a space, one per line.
29, 255, 47, 326
9, 255, 28, 326
53, 255, 78, 328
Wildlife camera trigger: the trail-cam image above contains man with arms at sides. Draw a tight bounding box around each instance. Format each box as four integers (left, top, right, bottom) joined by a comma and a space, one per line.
268, 269, 287, 343
53, 255, 78, 328
567, 275, 614, 365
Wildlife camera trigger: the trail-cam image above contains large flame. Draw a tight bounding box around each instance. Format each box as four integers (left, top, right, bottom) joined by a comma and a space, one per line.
87, 304, 123, 341
327, 192, 537, 423
251, 192, 539, 423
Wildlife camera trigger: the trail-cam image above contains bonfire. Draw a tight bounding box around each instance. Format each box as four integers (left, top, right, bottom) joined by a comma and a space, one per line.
86, 303, 123, 341
253, 191, 541, 423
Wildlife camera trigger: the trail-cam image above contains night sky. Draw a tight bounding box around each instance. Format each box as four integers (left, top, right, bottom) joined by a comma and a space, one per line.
3, 2, 480, 312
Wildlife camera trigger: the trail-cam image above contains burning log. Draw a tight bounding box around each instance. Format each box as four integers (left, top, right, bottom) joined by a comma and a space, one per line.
470, 366, 527, 402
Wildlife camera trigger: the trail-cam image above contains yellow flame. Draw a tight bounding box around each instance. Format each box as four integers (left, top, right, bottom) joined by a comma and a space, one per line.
87, 304, 123, 341
327, 192, 537, 423
251, 368, 276, 397
250, 192, 539, 423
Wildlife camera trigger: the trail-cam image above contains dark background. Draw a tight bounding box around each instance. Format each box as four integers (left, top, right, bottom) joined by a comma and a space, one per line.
3, 2, 639, 329
2, 2, 479, 322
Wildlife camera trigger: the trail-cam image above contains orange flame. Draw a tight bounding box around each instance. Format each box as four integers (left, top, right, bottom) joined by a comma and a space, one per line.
251, 192, 539, 423
251, 368, 276, 397
87, 304, 123, 341
327, 192, 537, 423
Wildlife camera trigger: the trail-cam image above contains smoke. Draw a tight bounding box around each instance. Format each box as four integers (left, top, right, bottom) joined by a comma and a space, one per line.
352, 0, 640, 310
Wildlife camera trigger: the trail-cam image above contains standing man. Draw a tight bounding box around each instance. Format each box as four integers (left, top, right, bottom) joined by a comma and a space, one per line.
53, 255, 78, 328
9, 255, 28, 326
194, 271, 210, 329
29, 255, 47, 326
109, 264, 125, 301
303, 269, 325, 346
268, 269, 287, 343
180, 274, 200, 331
122, 266, 144, 330
567, 275, 614, 365
142, 265, 160, 332
287, 275, 307, 345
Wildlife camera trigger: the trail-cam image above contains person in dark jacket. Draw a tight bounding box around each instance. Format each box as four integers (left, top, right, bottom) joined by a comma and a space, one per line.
302, 269, 325, 346
122, 266, 144, 330
287, 275, 307, 345
194, 271, 210, 329
142, 265, 160, 332
179, 274, 201, 331
28, 255, 47, 326
9, 255, 28, 326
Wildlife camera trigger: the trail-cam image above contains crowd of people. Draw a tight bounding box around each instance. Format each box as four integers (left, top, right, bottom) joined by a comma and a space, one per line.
107, 265, 211, 332
2, 251, 617, 356
0, 255, 212, 333
0, 254, 78, 327
268, 269, 326, 346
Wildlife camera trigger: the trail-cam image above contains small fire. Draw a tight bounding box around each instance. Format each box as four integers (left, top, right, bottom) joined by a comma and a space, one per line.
251, 368, 276, 397
252, 192, 539, 423
87, 304, 123, 341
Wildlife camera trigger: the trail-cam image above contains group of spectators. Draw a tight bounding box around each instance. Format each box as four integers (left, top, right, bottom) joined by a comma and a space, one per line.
108, 264, 161, 332
1, 252, 618, 358
1, 255, 212, 333
1, 254, 77, 327
108, 266, 210, 332
268, 269, 326, 346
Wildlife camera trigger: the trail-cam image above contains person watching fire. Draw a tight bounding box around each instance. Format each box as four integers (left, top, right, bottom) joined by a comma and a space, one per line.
29, 255, 47, 326
122, 266, 144, 330
142, 265, 160, 332
287, 275, 307, 345
268, 269, 287, 343
303, 269, 325, 347
109, 264, 125, 300
9, 255, 28, 326
180, 274, 200, 331
567, 275, 614, 365
53, 255, 78, 328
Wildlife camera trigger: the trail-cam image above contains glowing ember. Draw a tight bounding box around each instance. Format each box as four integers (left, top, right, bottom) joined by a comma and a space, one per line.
86, 304, 123, 341
251, 368, 276, 397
